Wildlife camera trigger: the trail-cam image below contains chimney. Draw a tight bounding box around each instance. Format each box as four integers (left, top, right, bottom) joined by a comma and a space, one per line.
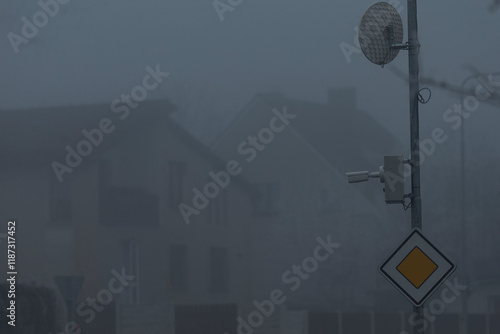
327, 88, 357, 112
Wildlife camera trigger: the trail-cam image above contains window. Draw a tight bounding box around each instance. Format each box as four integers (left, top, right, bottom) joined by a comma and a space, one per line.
100, 187, 159, 226
253, 182, 280, 215
320, 188, 335, 213
490, 295, 500, 314
99, 160, 113, 191
209, 190, 227, 226
168, 161, 187, 208
48, 170, 72, 224
210, 247, 229, 293
121, 240, 140, 305
169, 244, 188, 290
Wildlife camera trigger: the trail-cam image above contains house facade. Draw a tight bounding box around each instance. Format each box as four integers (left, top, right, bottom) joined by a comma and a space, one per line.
211, 88, 410, 315
0, 100, 255, 334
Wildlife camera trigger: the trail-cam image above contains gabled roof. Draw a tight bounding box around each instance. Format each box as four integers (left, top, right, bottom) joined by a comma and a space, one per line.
215, 90, 404, 174
0, 100, 257, 195
0, 100, 175, 153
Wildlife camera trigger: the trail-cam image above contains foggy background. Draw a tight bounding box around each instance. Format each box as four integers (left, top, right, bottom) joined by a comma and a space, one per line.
0, 0, 499, 333
2, 0, 500, 142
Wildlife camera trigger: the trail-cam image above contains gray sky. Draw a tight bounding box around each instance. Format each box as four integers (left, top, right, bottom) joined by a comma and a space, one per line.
1, 0, 499, 146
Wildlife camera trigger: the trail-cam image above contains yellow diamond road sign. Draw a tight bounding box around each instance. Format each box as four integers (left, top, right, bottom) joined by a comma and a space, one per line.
379, 229, 456, 307
396, 246, 438, 288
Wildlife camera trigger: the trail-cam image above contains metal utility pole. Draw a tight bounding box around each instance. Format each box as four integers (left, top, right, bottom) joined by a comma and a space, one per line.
459, 76, 472, 334
407, 0, 424, 332
354, 4, 455, 334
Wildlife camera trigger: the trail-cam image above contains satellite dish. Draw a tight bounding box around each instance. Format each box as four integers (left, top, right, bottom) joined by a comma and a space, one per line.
359, 2, 405, 66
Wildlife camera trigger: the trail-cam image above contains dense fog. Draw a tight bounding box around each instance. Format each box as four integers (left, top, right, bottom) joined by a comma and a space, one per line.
0, 1, 499, 333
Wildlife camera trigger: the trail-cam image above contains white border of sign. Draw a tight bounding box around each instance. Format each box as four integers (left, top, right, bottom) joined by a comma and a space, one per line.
379, 229, 456, 306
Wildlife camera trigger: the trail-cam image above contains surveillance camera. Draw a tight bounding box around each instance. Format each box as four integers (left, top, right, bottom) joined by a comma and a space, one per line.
346, 171, 370, 183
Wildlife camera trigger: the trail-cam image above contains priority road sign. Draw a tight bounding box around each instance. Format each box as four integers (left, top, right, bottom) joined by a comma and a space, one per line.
379, 229, 456, 307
